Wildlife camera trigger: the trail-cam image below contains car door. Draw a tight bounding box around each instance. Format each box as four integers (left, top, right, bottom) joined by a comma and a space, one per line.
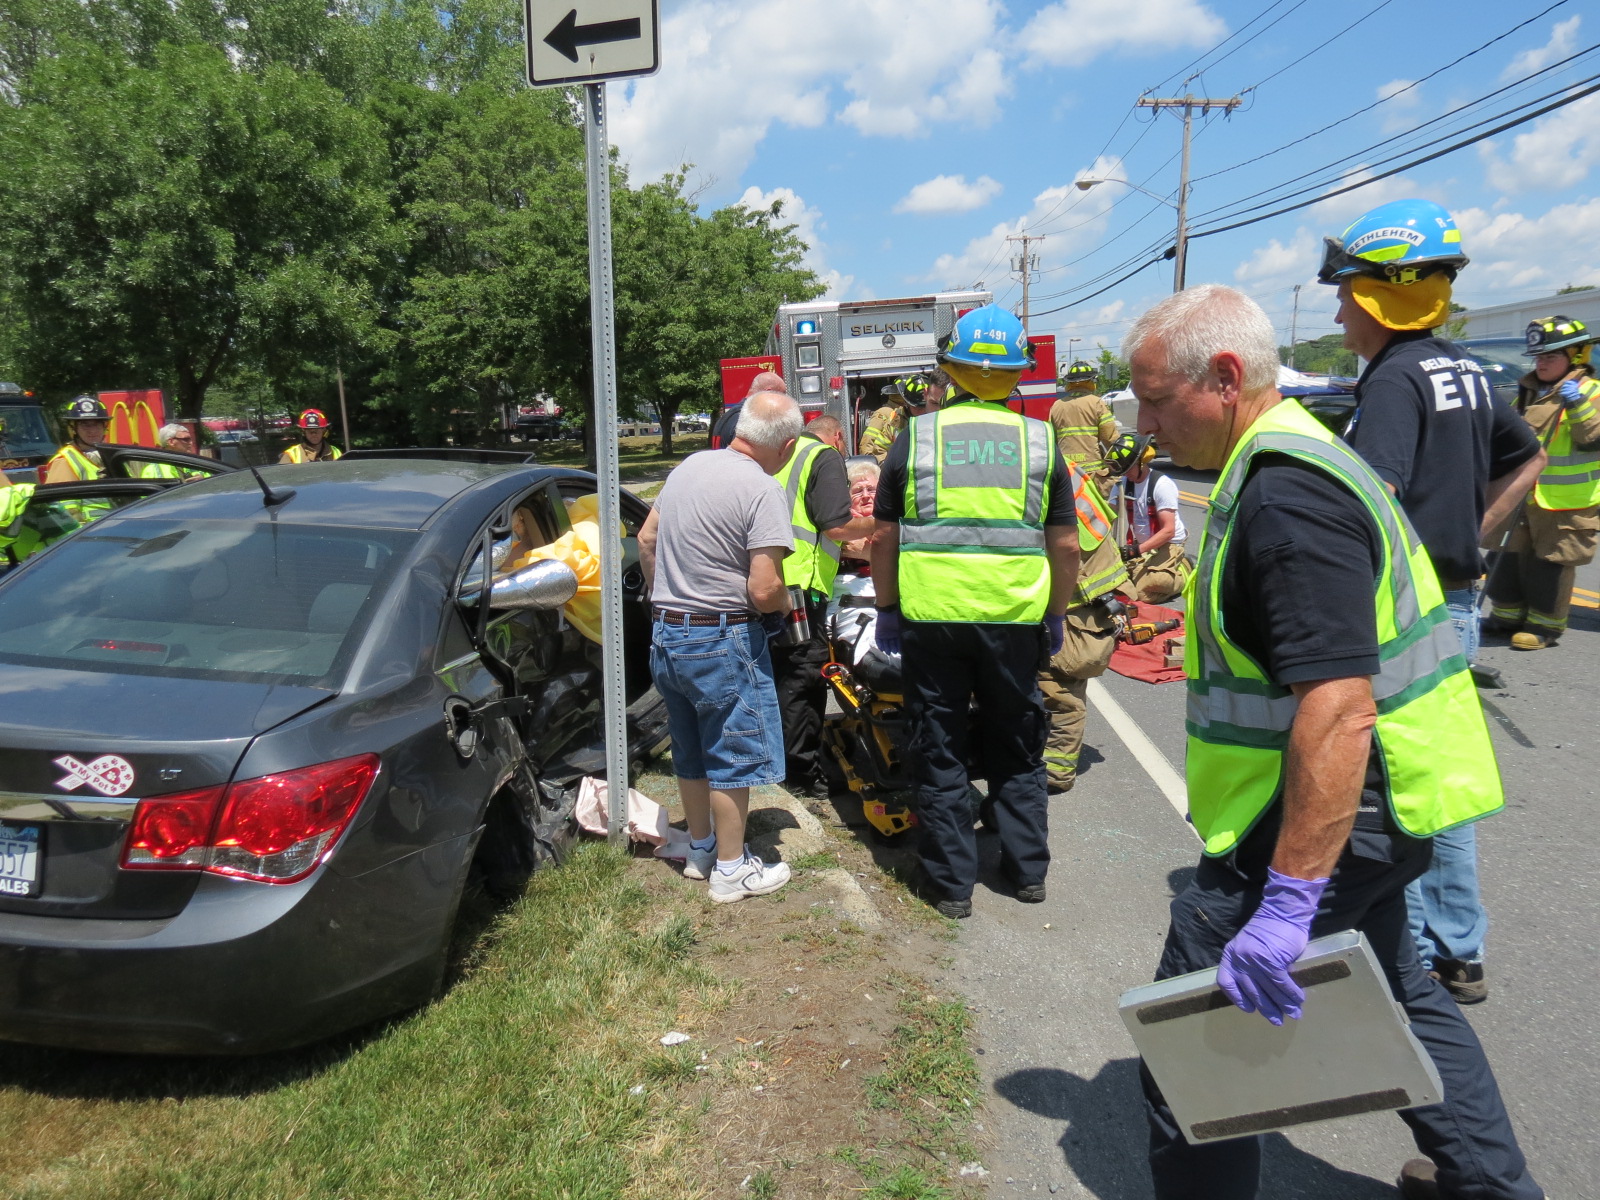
1, 480, 170, 574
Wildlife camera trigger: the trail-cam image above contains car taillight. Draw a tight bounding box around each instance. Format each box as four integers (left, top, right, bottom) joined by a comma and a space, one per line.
123, 785, 225, 869
120, 755, 379, 884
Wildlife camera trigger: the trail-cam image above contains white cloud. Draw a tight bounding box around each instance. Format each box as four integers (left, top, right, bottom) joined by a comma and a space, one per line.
1376, 78, 1420, 133
894, 175, 1004, 216
1478, 91, 1600, 193
1307, 167, 1438, 225
1022, 0, 1226, 67
1454, 198, 1600, 298
1502, 15, 1581, 81
736, 185, 859, 300
610, 0, 1010, 186
1233, 229, 1320, 287
919, 156, 1125, 291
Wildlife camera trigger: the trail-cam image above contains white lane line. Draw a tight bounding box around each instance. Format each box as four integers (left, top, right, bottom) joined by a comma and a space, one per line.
1085, 677, 1195, 835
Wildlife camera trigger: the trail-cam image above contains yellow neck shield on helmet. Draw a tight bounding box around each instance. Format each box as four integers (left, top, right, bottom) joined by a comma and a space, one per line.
943, 359, 1024, 402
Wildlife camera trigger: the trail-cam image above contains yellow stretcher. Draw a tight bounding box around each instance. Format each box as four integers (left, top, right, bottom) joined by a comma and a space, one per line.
820, 648, 917, 839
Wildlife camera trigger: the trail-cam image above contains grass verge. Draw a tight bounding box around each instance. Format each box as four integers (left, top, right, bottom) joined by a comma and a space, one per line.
535, 434, 708, 482
2, 845, 728, 1200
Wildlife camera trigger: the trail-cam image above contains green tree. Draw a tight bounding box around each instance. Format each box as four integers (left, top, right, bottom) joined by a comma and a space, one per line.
0, 40, 392, 418
618, 188, 822, 455
1282, 333, 1357, 376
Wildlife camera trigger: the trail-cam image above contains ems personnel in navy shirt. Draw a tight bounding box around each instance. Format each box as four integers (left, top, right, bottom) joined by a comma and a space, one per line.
1322, 200, 1544, 1014
1128, 283, 1540, 1200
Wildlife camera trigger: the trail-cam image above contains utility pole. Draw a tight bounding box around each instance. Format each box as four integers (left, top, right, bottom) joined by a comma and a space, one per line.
1288, 284, 1302, 370
1137, 93, 1241, 291
1008, 231, 1046, 334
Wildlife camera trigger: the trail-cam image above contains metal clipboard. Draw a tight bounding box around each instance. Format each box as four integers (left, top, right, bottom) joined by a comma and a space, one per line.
1120, 930, 1443, 1143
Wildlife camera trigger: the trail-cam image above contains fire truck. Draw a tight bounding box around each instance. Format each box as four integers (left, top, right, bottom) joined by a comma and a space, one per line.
720, 290, 1058, 445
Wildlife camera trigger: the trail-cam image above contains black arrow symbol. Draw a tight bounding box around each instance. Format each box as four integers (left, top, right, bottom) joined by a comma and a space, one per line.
543, 9, 642, 63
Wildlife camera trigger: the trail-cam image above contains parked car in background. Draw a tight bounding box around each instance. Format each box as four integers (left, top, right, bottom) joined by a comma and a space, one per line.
1455, 336, 1526, 408
0, 457, 663, 1053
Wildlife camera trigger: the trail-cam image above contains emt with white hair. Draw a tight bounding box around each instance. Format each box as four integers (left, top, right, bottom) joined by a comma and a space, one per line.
138, 423, 198, 478
638, 390, 801, 902
1126, 284, 1539, 1200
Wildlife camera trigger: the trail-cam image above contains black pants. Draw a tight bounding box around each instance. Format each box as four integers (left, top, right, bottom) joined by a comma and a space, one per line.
770, 595, 831, 789
1143, 827, 1542, 1200
902, 620, 1049, 901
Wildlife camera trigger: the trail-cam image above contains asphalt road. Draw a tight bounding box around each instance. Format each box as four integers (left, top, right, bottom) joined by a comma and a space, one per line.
935, 473, 1598, 1199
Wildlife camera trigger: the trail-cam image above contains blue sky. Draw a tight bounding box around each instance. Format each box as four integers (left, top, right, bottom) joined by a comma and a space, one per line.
608, 0, 1599, 360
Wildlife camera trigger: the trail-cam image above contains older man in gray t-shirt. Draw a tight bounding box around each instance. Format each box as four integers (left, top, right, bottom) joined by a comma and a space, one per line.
638, 390, 801, 902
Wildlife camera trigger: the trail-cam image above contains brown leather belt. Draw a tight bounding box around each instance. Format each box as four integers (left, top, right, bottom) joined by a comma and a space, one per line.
652, 608, 759, 626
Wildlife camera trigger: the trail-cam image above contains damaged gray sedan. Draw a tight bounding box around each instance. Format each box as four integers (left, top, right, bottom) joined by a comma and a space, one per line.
0, 455, 663, 1053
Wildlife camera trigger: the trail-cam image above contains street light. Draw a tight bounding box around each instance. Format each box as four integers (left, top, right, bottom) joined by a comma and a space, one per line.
1076, 175, 1188, 292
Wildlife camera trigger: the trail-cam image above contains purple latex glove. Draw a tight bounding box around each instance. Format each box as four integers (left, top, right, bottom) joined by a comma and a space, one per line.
1044, 613, 1065, 658
1217, 868, 1328, 1025
1559, 378, 1585, 408
875, 605, 902, 655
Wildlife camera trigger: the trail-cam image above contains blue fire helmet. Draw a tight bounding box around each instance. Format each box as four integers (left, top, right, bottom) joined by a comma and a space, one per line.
1317, 199, 1468, 286
938, 304, 1035, 371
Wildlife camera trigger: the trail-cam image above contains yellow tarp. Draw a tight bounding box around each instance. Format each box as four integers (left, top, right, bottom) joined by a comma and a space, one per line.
506, 492, 610, 642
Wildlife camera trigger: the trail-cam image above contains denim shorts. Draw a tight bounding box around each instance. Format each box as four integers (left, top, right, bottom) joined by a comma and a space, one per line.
649, 615, 786, 788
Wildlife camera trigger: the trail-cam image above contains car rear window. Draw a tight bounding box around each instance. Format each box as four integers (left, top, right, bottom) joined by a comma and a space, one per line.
0, 519, 415, 685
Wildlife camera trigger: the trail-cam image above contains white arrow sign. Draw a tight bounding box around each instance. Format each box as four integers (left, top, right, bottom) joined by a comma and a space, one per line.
525, 0, 659, 88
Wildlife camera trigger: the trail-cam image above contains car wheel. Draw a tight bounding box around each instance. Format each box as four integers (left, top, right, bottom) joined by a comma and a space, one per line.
465, 768, 576, 901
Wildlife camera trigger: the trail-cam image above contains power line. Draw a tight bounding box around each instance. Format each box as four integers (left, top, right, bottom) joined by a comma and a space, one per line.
1235, 0, 1397, 95
1029, 77, 1600, 319
1188, 70, 1600, 232
1187, 75, 1600, 241
1181, 0, 1313, 84
1193, 0, 1574, 185
1149, 0, 1297, 93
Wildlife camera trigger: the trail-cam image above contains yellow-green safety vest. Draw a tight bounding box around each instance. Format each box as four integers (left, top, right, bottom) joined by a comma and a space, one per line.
46, 444, 101, 482
137, 461, 184, 479
282, 443, 342, 463
0, 484, 76, 566
1185, 399, 1502, 857
1532, 373, 1600, 511
1069, 462, 1127, 604
899, 401, 1056, 624
772, 434, 842, 597
44, 444, 112, 525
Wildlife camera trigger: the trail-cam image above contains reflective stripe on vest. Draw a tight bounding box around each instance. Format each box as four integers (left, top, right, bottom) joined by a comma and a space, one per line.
284, 443, 342, 464
900, 402, 1054, 624
1184, 399, 1502, 856
772, 436, 841, 595
1072, 463, 1114, 552
48, 445, 101, 482
1533, 374, 1600, 510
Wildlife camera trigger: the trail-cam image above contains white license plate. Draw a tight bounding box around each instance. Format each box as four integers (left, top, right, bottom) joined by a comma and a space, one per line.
0, 823, 41, 898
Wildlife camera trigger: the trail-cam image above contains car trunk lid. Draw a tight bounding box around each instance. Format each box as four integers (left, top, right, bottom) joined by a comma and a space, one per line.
0, 666, 331, 919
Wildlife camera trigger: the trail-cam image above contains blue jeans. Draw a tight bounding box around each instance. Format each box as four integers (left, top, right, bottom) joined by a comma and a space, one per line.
649, 614, 785, 789
1145, 831, 1540, 1200
1444, 585, 1480, 667
1406, 587, 1488, 966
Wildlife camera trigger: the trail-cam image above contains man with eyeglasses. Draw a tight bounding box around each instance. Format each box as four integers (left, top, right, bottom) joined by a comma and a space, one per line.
138, 424, 199, 479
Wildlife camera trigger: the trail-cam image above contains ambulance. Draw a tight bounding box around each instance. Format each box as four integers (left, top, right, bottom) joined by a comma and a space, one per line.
720, 290, 1058, 445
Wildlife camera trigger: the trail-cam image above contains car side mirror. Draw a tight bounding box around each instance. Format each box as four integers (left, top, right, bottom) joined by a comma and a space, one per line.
489, 557, 578, 612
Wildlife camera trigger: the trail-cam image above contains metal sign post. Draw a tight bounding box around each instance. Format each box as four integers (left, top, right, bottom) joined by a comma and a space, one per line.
526, 0, 659, 843
583, 82, 631, 843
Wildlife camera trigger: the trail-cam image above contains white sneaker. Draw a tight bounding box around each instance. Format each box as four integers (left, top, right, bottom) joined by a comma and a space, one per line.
708, 852, 791, 902
654, 840, 715, 880
682, 845, 716, 881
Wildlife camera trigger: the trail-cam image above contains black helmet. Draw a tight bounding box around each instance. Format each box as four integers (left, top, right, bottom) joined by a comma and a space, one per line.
1064, 361, 1098, 386
1103, 433, 1156, 477
64, 394, 110, 422
1525, 316, 1593, 368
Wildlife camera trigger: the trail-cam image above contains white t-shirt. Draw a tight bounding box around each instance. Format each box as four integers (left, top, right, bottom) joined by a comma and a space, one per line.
1127, 471, 1187, 546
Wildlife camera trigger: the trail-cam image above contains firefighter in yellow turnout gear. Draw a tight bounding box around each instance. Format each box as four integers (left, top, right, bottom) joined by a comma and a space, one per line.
857, 372, 947, 461
1487, 316, 1600, 649
280, 409, 343, 464
43, 396, 114, 526
1036, 449, 1132, 794
1047, 360, 1118, 483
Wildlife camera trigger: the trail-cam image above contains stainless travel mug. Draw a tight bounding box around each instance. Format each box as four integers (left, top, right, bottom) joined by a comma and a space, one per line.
782, 585, 811, 645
